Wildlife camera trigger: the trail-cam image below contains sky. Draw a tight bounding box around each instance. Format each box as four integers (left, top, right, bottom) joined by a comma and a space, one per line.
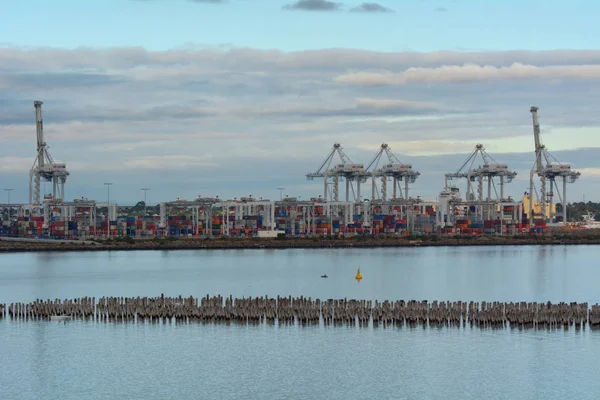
1, 0, 600, 205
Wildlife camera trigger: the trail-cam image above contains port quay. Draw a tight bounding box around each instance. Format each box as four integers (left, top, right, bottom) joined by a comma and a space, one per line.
0, 102, 585, 240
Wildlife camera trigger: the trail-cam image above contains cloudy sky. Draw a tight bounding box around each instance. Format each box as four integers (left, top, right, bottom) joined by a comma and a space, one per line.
1, 0, 599, 205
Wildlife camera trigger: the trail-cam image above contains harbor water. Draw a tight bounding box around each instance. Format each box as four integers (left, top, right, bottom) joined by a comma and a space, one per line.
1, 245, 600, 400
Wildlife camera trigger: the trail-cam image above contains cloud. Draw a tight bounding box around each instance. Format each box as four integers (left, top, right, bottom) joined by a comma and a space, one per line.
334, 71, 397, 86
0, 154, 218, 174
435, 7, 447, 12
2, 45, 600, 202
123, 155, 217, 169
0, 157, 33, 173
89, 141, 171, 153
356, 140, 478, 156
350, 3, 394, 13
283, 0, 342, 11
354, 98, 438, 110
1, 72, 126, 90
4, 46, 600, 74
576, 168, 600, 177
245, 97, 450, 119
334, 62, 600, 86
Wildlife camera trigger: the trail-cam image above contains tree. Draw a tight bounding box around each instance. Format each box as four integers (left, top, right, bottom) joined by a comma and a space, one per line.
130, 201, 146, 212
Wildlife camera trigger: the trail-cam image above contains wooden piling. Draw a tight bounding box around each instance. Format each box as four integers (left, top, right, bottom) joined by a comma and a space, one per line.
1, 296, 598, 330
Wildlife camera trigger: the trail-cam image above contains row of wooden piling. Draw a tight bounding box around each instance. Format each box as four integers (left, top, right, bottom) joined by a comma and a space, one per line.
2, 297, 600, 329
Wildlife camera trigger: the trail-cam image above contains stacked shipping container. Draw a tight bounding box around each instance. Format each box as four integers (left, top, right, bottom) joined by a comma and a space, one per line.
0, 202, 554, 239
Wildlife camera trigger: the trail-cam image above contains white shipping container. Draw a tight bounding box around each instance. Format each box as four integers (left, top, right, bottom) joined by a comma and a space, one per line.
257, 230, 285, 238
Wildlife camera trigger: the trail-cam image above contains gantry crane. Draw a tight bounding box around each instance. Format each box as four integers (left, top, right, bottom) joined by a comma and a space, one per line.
445, 144, 516, 202
306, 143, 364, 202
529, 106, 580, 225
29, 101, 69, 205
444, 143, 517, 220
364, 143, 420, 201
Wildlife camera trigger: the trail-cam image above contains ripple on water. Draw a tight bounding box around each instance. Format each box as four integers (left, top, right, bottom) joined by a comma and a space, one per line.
1, 246, 600, 400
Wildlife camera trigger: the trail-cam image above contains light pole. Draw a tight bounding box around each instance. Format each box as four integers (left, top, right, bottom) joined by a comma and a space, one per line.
141, 188, 150, 216
4, 189, 12, 221
104, 183, 112, 238
277, 187, 285, 201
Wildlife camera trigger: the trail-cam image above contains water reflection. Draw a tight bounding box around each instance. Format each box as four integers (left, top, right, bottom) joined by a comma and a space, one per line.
1, 246, 599, 304
1, 318, 600, 400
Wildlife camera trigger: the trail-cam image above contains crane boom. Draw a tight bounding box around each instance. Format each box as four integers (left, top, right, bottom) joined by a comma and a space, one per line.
34, 101, 46, 168
530, 106, 543, 173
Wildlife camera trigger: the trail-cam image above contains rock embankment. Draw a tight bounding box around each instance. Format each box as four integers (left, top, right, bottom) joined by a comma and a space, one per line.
1, 236, 599, 253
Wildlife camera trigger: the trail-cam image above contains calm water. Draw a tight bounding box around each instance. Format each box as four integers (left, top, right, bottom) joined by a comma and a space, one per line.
1, 245, 600, 400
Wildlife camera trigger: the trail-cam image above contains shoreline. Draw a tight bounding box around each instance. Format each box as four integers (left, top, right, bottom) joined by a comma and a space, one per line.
2, 236, 600, 253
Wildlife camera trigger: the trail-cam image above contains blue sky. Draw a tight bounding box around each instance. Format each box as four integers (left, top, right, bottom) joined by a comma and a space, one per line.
1, 0, 600, 205
2, 0, 599, 52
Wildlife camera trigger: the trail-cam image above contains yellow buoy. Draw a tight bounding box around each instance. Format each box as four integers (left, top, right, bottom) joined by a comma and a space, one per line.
355, 267, 362, 281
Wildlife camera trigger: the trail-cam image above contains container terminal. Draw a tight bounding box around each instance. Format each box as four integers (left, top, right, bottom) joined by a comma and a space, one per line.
0, 102, 587, 240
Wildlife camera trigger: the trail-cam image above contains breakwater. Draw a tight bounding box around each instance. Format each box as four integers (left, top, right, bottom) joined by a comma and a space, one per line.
2, 236, 600, 253
3, 296, 600, 329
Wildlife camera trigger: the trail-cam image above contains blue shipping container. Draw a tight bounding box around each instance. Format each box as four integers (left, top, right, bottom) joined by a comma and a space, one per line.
373, 215, 385, 220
